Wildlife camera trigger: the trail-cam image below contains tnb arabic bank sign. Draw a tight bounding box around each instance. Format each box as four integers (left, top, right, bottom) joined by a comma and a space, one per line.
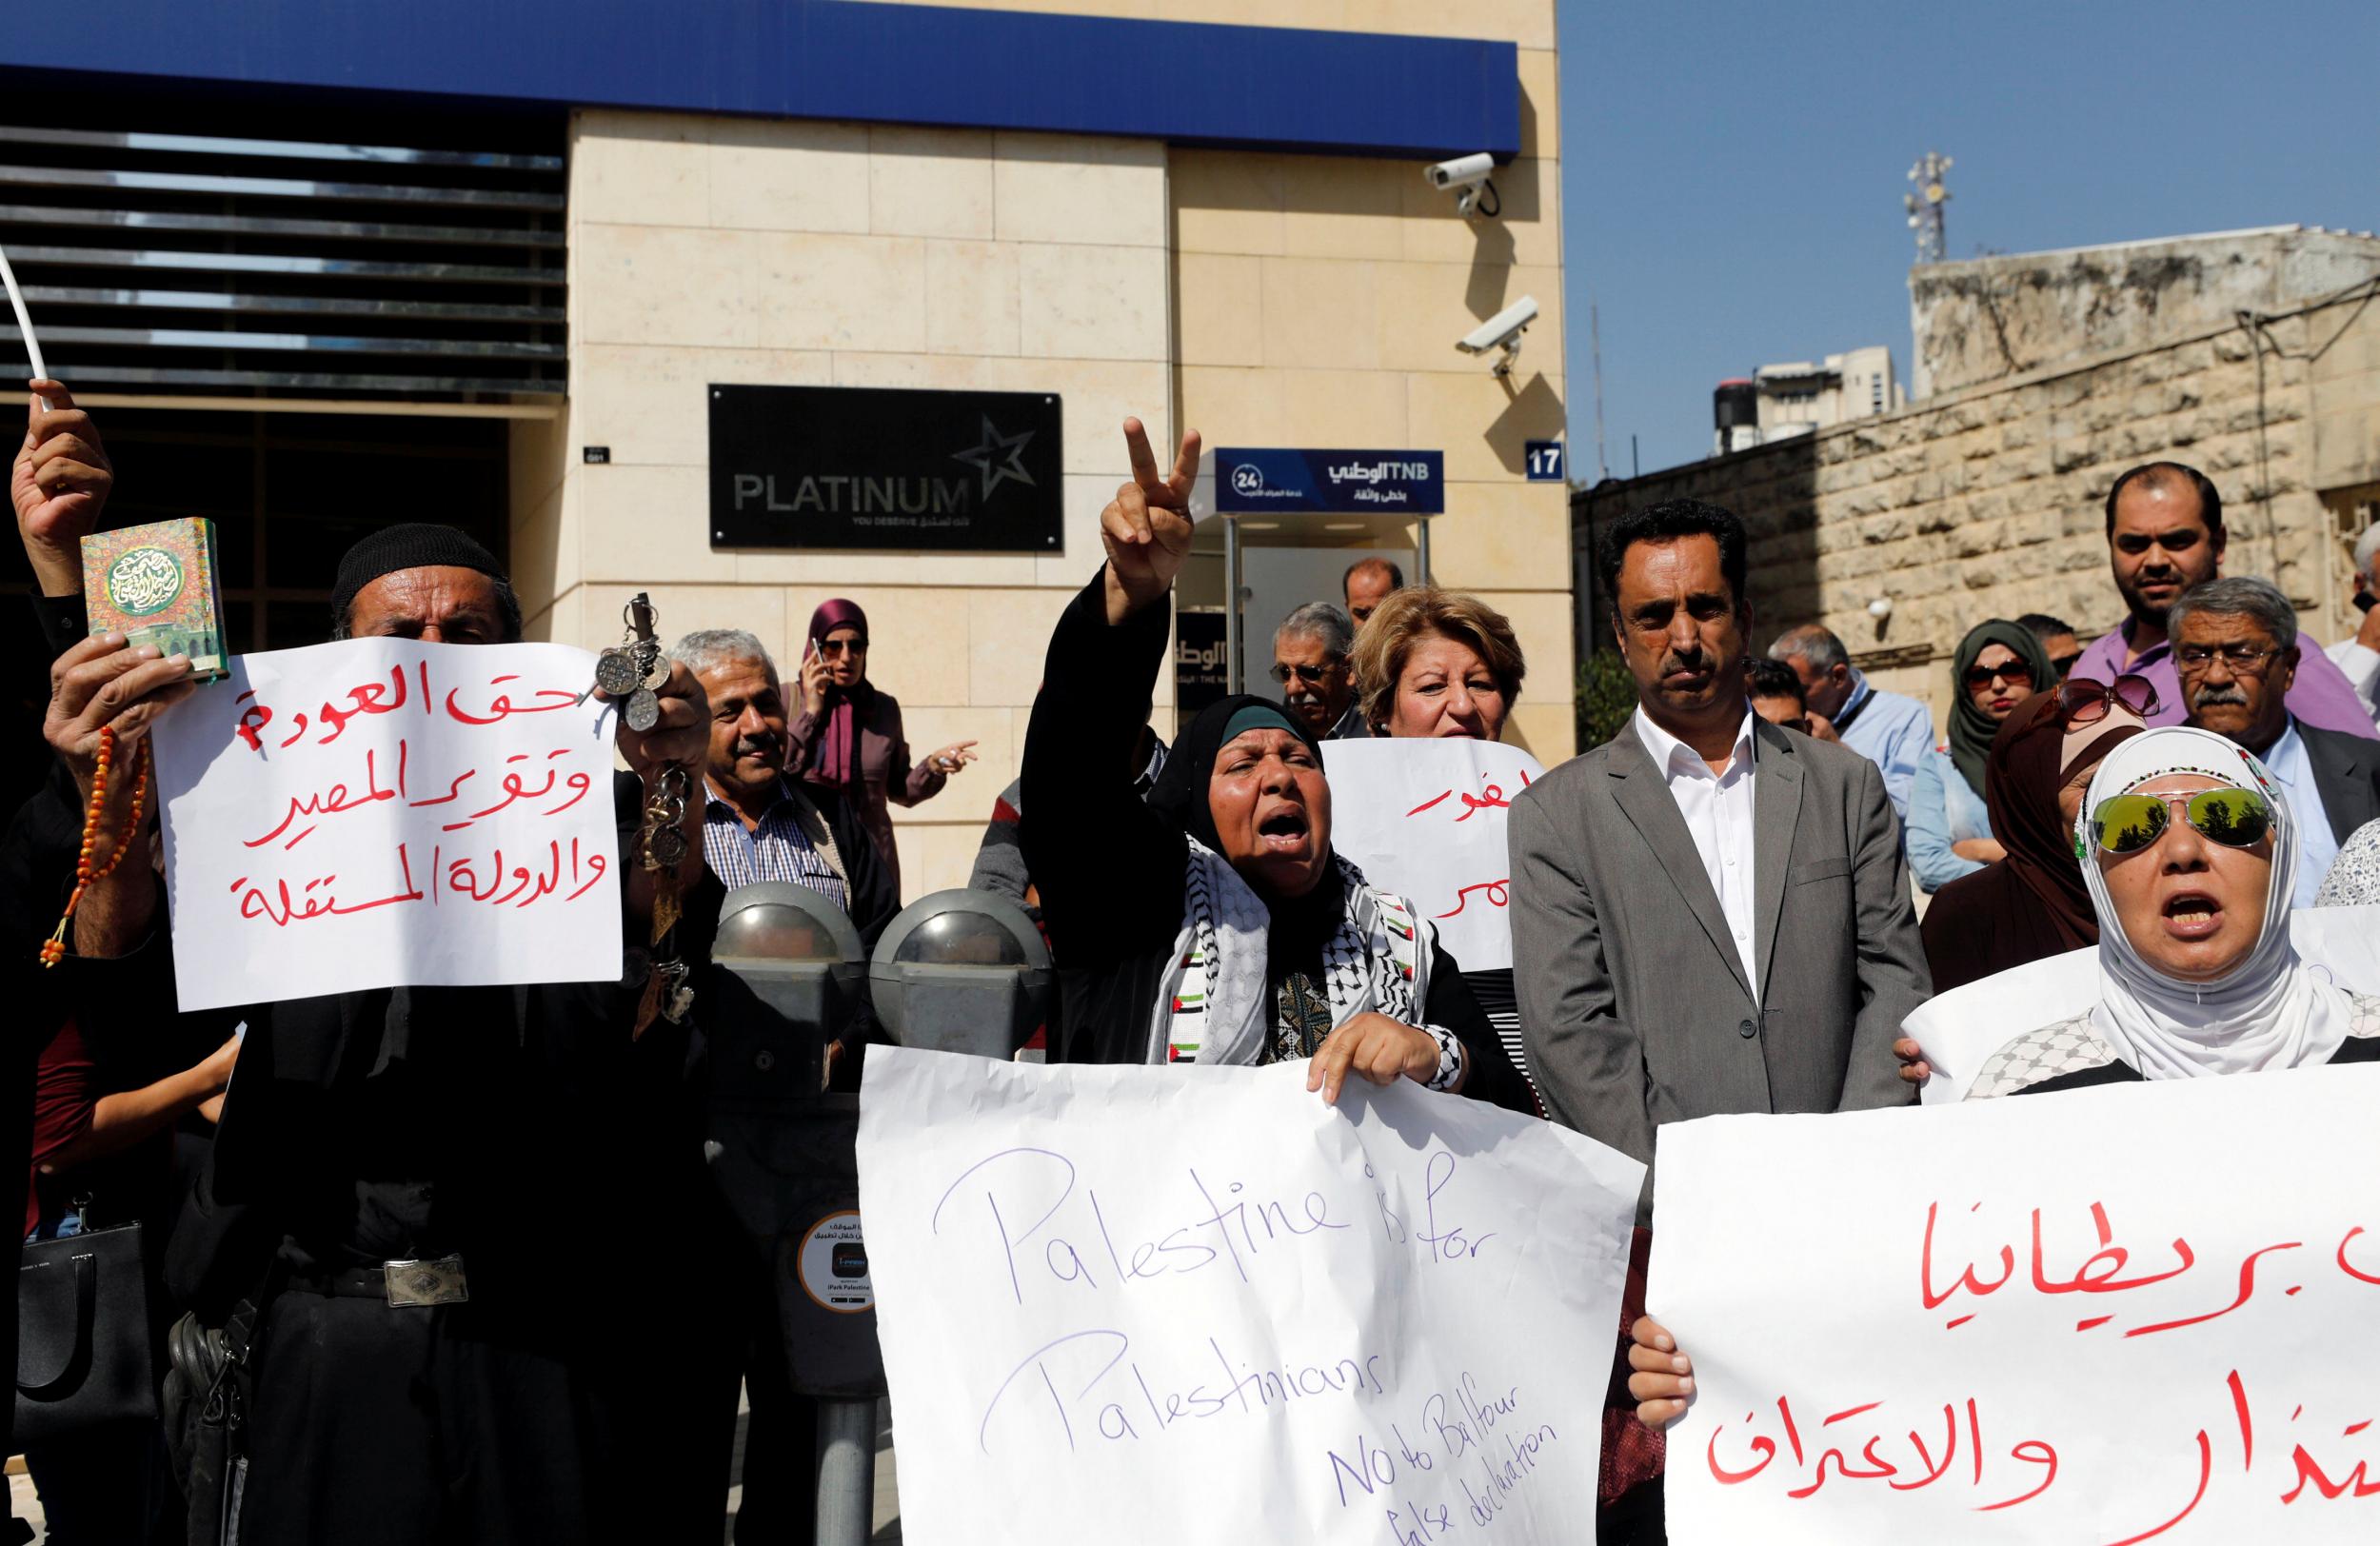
1213, 448, 1444, 516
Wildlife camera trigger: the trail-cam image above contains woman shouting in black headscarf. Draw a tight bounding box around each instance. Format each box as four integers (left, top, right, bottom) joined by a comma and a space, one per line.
1019, 419, 1532, 1112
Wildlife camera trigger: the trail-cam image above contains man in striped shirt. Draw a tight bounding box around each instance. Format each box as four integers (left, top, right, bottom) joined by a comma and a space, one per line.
669, 628, 898, 944
667, 627, 899, 1546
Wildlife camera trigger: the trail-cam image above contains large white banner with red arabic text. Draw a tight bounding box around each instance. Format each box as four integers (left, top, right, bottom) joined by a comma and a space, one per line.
1322, 739, 1543, 973
1652, 1065, 2380, 1543
151, 638, 622, 1012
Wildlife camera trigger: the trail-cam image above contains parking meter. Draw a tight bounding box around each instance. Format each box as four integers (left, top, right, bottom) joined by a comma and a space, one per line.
867, 889, 1052, 1058
705, 882, 884, 1401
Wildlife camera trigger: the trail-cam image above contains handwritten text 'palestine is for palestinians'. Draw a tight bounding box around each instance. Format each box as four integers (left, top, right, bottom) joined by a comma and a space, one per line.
1651, 1062, 2380, 1545
857, 1045, 1644, 1546
151, 637, 623, 1013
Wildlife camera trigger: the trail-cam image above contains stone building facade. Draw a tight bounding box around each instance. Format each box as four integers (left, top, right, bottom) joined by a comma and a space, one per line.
1575, 228, 2380, 731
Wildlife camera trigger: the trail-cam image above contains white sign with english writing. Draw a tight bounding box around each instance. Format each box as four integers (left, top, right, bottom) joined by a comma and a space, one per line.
150, 638, 623, 1012
1321, 739, 1545, 974
857, 1046, 1643, 1546
1652, 1065, 2380, 1542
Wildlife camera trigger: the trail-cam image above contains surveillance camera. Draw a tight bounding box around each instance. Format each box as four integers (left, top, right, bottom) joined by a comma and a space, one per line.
1423, 153, 1500, 217
1456, 295, 1538, 378
1867, 597, 1894, 620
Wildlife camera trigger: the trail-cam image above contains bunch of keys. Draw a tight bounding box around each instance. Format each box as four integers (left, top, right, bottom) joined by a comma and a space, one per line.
593, 594, 667, 732
594, 589, 699, 1034
643, 766, 692, 872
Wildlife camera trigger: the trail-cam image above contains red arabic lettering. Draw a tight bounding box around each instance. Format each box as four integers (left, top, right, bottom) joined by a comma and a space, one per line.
442, 672, 583, 726
1704, 1391, 2058, 1511
244, 745, 403, 850
2123, 1241, 2303, 1338
2284, 1443, 2380, 1502
314, 664, 409, 746
1920, 1201, 2015, 1317
233, 837, 605, 926
1437, 881, 1510, 919
2032, 1202, 2198, 1298
229, 843, 425, 925
1405, 772, 1533, 823
2340, 1226, 2380, 1286
411, 767, 476, 807
234, 691, 272, 753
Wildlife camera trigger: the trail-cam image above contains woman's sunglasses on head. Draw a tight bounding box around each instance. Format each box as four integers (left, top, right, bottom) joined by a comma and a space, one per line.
2027, 673, 2159, 732
2088, 786, 2274, 856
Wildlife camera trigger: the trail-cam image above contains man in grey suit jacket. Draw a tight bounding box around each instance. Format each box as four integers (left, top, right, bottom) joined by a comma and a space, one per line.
1513, 498, 1929, 1221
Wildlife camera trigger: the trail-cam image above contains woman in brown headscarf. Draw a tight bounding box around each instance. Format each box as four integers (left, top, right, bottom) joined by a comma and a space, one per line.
1919, 676, 2156, 991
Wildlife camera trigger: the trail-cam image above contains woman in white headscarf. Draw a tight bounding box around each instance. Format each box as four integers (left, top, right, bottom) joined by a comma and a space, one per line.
1962, 723, 2379, 1095
1621, 724, 2380, 1429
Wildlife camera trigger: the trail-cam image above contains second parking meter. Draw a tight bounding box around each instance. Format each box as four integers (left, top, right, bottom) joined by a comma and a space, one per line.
866, 888, 1052, 1057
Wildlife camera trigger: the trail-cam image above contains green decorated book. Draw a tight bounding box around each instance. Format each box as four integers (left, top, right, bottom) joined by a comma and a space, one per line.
83, 518, 229, 681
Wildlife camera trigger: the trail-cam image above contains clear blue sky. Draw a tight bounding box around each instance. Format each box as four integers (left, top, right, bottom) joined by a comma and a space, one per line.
1557, 0, 2380, 480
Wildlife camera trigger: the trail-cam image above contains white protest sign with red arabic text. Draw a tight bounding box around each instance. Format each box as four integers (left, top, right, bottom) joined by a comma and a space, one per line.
1652, 1064, 2380, 1543
151, 638, 622, 1013
1321, 738, 1543, 973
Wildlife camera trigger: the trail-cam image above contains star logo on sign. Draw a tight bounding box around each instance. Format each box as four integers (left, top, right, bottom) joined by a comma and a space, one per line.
952, 416, 1038, 501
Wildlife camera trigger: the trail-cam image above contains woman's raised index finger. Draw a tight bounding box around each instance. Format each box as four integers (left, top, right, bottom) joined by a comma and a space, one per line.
1122, 417, 1161, 489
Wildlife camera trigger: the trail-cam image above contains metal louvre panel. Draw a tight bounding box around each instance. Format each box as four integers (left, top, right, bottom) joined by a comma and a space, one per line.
0, 119, 564, 401
0, 204, 564, 250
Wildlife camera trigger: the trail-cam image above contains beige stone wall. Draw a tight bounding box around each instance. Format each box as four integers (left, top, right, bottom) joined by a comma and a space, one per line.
1169, 8, 1572, 762
1913, 228, 2380, 398
1576, 280, 2380, 737
521, 4, 1567, 896
527, 110, 1174, 897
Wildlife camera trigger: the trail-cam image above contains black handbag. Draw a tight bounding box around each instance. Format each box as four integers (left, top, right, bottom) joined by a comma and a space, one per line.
15, 1219, 155, 1446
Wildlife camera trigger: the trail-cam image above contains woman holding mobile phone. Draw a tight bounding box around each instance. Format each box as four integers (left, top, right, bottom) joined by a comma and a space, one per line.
787, 598, 975, 895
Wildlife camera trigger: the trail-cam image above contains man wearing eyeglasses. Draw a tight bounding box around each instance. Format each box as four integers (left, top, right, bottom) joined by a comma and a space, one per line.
2173, 577, 2380, 907
1271, 602, 1369, 740
2070, 461, 2377, 740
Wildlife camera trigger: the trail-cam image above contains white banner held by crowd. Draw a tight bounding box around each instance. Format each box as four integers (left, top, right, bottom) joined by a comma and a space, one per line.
1322, 738, 1545, 973
857, 1047, 1644, 1546
1651, 1066, 2380, 1542
151, 638, 623, 1012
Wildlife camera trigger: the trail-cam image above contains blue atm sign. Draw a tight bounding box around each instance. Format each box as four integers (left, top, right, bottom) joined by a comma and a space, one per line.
1213, 448, 1444, 515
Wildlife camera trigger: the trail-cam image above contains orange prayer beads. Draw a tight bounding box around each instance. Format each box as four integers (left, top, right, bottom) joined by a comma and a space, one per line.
39, 724, 152, 967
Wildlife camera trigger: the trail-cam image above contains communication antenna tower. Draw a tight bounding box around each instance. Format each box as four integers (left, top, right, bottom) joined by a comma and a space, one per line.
1905, 151, 1952, 265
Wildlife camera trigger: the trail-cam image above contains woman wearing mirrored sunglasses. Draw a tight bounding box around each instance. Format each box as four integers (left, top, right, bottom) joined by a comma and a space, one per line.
1959, 723, 2379, 1097
1626, 723, 2380, 1436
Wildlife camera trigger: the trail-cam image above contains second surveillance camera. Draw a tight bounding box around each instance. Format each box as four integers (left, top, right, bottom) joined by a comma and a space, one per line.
1423, 152, 1500, 218
1455, 295, 1538, 378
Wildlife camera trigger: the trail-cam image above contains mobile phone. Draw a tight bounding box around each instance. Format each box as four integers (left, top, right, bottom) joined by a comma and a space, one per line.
2356, 591, 2376, 614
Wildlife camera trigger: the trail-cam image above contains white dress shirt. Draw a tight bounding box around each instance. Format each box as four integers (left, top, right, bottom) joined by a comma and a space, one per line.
2261, 717, 2338, 911
1634, 704, 1761, 1001
2325, 637, 2380, 732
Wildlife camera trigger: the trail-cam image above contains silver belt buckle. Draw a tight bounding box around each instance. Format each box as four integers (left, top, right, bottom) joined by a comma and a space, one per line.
384, 1254, 469, 1308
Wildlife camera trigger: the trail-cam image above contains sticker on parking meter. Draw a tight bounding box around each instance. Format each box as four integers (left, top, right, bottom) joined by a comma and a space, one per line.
797, 1210, 874, 1314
